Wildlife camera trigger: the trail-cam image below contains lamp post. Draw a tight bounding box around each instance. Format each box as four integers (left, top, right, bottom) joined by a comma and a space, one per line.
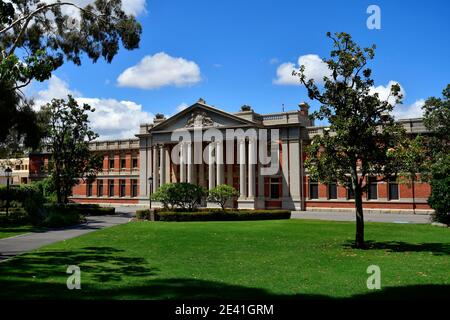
148, 176, 153, 210
5, 167, 12, 218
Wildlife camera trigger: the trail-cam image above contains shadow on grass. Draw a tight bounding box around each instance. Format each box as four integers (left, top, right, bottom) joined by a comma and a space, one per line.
0, 245, 449, 300
343, 240, 450, 255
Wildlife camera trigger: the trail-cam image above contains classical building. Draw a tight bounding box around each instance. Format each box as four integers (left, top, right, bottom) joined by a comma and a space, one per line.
0, 158, 30, 185
67, 99, 432, 214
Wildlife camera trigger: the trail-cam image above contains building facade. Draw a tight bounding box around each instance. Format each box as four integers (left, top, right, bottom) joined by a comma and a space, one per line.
67, 99, 432, 213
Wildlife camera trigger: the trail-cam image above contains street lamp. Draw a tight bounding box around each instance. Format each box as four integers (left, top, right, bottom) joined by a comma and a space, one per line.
148, 176, 153, 210
5, 167, 12, 218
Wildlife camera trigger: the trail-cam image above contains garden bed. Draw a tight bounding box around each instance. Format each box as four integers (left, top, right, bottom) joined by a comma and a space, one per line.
136, 209, 291, 221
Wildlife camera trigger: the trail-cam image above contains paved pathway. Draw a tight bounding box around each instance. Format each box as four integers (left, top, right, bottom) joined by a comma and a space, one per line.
291, 211, 432, 224
0, 215, 130, 262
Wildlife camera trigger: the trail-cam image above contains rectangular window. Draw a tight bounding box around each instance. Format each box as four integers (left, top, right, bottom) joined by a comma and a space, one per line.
328, 182, 337, 199
270, 177, 281, 199
120, 158, 126, 169
108, 180, 114, 197
120, 179, 126, 197
368, 177, 378, 200
388, 177, 399, 200
347, 187, 355, 200
87, 181, 93, 197
131, 179, 138, 197
309, 179, 318, 199
97, 180, 103, 197
132, 158, 138, 169
109, 159, 115, 169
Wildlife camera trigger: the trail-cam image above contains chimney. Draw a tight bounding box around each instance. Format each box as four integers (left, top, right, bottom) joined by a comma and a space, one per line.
153, 113, 166, 124
299, 102, 309, 116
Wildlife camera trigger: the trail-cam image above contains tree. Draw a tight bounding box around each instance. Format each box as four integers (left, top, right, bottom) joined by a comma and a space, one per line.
294, 32, 407, 248
207, 184, 239, 210
151, 183, 206, 211
0, 0, 142, 150
422, 84, 450, 224
40, 95, 102, 204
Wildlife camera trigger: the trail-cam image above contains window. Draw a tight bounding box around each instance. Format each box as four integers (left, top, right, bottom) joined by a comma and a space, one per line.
120, 179, 126, 197
347, 187, 355, 200
388, 177, 399, 200
368, 177, 378, 200
97, 180, 103, 197
120, 158, 126, 169
131, 179, 138, 197
87, 181, 93, 197
108, 180, 114, 197
109, 159, 115, 170
328, 182, 337, 199
132, 158, 138, 169
309, 179, 318, 199
270, 177, 281, 199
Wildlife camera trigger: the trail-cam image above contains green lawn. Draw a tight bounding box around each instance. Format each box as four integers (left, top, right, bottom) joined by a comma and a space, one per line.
0, 220, 448, 299
0, 225, 36, 239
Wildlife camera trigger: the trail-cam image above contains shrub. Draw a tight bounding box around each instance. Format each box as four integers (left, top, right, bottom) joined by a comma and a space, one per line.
207, 184, 239, 210
136, 209, 150, 220
155, 210, 291, 222
428, 155, 450, 225
152, 183, 206, 210
69, 204, 115, 215
0, 184, 46, 224
41, 204, 85, 228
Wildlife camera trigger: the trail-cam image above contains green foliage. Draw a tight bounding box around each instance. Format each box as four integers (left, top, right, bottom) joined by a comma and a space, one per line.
294, 32, 408, 247
69, 204, 115, 216
41, 204, 85, 228
155, 210, 291, 222
428, 155, 450, 225
32, 177, 57, 203
136, 209, 150, 220
151, 183, 206, 210
40, 95, 103, 203
0, 0, 142, 151
0, 184, 45, 224
207, 184, 239, 210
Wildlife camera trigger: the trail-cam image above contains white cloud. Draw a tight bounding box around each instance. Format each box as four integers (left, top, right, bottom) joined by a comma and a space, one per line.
42, 0, 146, 17
273, 54, 332, 85
32, 76, 153, 139
369, 80, 406, 106
175, 102, 189, 113
117, 52, 202, 89
392, 99, 425, 120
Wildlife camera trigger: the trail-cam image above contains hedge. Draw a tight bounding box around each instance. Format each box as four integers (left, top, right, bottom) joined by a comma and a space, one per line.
68, 203, 116, 216
140, 209, 291, 222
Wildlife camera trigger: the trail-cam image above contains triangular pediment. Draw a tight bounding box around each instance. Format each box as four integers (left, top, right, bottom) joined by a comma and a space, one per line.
150, 102, 257, 132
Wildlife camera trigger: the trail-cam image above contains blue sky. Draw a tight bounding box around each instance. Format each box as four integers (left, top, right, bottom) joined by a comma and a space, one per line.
30, 0, 450, 139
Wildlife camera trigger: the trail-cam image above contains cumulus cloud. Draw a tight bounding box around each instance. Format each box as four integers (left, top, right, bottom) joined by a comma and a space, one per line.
392, 99, 425, 120
32, 76, 153, 140
117, 52, 202, 89
42, 0, 146, 17
369, 80, 406, 106
175, 102, 189, 113
273, 54, 332, 85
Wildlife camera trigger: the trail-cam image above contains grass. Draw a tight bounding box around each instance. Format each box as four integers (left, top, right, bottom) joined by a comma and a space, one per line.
0, 219, 448, 299
0, 225, 37, 239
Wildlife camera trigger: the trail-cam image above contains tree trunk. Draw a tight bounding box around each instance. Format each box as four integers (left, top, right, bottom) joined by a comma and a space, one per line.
354, 183, 365, 249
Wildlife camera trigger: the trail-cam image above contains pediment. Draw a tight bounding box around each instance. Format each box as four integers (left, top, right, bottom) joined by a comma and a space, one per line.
150, 102, 256, 132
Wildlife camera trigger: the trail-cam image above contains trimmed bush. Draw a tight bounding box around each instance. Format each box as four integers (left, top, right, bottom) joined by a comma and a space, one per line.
136, 209, 150, 220
0, 184, 46, 224
155, 210, 291, 222
69, 204, 116, 216
41, 204, 85, 228
207, 184, 239, 210
151, 183, 206, 210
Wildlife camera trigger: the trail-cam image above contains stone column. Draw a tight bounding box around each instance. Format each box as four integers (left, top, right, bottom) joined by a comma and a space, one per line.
239, 139, 247, 198
152, 146, 159, 191
159, 144, 166, 186
248, 138, 256, 199
208, 142, 215, 190
187, 142, 193, 183
179, 142, 186, 183
216, 140, 224, 186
